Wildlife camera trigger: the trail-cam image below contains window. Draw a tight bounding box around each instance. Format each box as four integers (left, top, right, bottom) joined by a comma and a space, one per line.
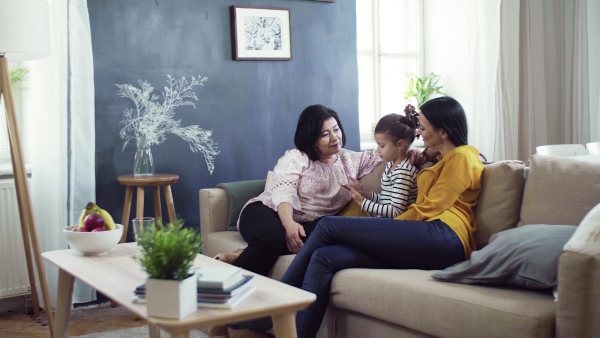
356, 0, 423, 150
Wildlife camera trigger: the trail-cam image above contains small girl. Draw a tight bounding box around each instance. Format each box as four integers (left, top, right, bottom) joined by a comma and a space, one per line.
344, 105, 420, 218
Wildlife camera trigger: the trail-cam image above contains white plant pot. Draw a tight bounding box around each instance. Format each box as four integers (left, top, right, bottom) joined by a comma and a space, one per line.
146, 274, 197, 319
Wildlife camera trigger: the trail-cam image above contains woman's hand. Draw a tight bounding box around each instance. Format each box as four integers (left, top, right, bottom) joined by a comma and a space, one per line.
282, 220, 306, 253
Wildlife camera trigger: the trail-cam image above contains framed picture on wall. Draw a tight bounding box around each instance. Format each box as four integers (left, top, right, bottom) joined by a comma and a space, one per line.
230, 6, 292, 61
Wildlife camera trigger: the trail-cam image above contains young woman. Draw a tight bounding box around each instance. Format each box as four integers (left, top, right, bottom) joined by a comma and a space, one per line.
230, 96, 486, 338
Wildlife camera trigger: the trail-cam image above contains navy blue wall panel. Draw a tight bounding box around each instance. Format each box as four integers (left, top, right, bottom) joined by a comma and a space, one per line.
89, 0, 358, 235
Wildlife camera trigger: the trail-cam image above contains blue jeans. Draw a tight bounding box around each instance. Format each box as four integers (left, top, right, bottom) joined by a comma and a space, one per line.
280, 216, 465, 338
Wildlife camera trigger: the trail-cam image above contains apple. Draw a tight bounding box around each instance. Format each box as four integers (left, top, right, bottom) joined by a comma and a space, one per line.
91, 227, 107, 232
72, 227, 88, 232
84, 213, 104, 232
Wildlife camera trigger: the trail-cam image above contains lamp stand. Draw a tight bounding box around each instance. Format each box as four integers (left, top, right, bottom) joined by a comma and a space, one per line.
0, 55, 55, 336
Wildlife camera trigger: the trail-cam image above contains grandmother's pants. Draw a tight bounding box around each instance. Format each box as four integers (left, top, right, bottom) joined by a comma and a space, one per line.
280, 216, 465, 338
235, 202, 320, 276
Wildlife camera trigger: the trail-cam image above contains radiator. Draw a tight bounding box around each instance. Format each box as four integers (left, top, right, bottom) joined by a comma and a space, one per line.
0, 178, 30, 299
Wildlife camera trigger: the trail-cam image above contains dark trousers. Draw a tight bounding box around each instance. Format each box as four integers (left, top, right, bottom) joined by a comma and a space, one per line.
280, 216, 465, 338
235, 202, 320, 276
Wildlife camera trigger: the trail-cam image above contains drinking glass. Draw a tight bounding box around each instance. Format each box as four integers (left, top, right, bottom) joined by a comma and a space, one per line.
132, 217, 155, 245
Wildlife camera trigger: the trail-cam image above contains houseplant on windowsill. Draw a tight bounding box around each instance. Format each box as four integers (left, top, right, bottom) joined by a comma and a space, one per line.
404, 72, 444, 108
136, 220, 203, 319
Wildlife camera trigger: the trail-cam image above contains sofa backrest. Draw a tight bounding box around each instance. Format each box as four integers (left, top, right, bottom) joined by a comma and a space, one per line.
473, 160, 526, 249
518, 155, 600, 227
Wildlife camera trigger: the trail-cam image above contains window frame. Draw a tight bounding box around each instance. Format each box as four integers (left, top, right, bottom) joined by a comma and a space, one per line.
357, 0, 425, 150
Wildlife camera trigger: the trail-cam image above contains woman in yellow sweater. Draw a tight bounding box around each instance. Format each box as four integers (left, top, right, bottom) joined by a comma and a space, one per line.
230, 96, 485, 338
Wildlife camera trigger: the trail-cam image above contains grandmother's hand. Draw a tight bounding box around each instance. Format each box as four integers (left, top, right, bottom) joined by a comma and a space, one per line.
282, 220, 306, 253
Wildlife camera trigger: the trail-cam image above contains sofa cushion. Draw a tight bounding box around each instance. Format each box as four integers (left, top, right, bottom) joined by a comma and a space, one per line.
330, 269, 555, 338
431, 224, 576, 289
518, 155, 600, 227
564, 202, 600, 251
473, 160, 526, 248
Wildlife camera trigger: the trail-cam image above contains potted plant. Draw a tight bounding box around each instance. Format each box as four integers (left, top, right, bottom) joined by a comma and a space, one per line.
404, 72, 445, 108
137, 220, 203, 319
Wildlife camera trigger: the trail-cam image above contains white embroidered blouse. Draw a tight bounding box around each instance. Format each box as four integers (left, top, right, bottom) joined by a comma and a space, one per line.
241, 148, 381, 224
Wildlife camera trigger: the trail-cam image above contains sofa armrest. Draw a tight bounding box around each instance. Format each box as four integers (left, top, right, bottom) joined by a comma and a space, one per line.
556, 241, 600, 338
199, 188, 229, 236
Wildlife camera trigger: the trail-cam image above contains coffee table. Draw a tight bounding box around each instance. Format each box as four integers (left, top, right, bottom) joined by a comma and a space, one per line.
42, 243, 315, 338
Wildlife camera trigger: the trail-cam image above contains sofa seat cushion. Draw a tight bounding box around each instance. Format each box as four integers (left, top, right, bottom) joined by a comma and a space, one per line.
330, 269, 555, 338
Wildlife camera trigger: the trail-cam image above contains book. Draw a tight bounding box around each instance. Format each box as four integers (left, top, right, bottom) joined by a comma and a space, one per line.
197, 285, 255, 309
197, 275, 254, 297
131, 283, 255, 309
194, 266, 244, 290
134, 275, 254, 299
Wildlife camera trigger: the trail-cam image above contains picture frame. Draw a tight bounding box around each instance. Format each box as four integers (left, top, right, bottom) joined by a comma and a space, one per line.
230, 6, 292, 61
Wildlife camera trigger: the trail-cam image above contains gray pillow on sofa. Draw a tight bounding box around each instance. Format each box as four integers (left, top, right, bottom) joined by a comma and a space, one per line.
432, 224, 576, 289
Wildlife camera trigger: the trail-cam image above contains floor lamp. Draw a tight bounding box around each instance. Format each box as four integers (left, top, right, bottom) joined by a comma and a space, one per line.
0, 0, 55, 336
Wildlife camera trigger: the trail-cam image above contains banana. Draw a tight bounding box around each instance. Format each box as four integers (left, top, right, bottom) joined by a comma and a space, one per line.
77, 202, 116, 230
99, 209, 116, 230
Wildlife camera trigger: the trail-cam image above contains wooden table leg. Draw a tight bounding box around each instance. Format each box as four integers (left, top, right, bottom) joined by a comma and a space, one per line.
272, 312, 297, 338
54, 268, 75, 338
136, 186, 145, 220
153, 185, 162, 224
170, 331, 190, 338
120, 186, 133, 243
164, 184, 176, 224
148, 323, 161, 338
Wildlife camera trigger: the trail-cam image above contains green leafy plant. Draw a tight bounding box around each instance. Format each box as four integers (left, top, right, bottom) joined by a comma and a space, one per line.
404, 72, 444, 108
137, 220, 203, 281
9, 66, 30, 92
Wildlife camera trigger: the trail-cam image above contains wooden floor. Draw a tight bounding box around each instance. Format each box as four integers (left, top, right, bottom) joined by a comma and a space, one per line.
0, 296, 272, 338
0, 297, 148, 337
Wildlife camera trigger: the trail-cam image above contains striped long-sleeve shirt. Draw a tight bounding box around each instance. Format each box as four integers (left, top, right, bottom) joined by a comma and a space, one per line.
361, 158, 418, 218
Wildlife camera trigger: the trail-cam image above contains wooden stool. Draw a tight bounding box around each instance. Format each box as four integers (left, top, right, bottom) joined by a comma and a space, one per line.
117, 174, 179, 243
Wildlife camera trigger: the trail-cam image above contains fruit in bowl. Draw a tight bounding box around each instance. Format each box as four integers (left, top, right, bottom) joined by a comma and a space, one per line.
64, 202, 122, 255
64, 224, 123, 255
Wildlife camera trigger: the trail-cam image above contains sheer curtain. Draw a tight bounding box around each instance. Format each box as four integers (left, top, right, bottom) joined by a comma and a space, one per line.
22, 0, 95, 308
474, 0, 597, 162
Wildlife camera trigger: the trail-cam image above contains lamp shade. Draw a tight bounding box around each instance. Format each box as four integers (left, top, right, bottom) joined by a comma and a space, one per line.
0, 0, 50, 60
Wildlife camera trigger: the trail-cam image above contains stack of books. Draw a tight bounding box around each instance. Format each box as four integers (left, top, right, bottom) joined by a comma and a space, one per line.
132, 266, 255, 309
194, 266, 255, 308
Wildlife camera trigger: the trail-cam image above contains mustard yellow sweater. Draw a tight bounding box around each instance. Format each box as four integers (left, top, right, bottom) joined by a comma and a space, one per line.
395, 145, 484, 258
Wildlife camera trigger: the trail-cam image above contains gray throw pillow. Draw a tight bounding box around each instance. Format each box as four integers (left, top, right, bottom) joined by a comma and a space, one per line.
431, 224, 576, 289
216, 180, 266, 231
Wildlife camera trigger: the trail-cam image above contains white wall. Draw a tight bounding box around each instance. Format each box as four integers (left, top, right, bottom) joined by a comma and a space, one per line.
423, 0, 473, 131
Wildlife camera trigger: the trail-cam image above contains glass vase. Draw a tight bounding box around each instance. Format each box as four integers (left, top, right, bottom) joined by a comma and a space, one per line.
134, 137, 154, 177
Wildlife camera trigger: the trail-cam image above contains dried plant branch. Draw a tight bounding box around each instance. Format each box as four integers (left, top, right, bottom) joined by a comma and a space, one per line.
117, 75, 219, 174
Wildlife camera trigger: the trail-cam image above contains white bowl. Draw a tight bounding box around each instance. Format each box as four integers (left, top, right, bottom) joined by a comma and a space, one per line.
64, 224, 124, 255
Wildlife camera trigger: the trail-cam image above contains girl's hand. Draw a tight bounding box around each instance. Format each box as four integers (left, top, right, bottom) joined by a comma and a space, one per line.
347, 177, 370, 199
282, 221, 305, 253
341, 182, 367, 205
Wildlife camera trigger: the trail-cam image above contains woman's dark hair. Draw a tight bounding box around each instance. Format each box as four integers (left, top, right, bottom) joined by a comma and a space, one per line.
419, 96, 468, 147
374, 104, 420, 149
294, 104, 346, 161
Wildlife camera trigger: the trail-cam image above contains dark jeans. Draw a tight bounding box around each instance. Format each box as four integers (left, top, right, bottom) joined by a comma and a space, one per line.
235, 202, 321, 276
280, 216, 465, 338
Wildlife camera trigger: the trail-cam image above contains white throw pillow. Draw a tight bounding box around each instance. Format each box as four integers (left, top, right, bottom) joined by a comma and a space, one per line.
563, 202, 600, 251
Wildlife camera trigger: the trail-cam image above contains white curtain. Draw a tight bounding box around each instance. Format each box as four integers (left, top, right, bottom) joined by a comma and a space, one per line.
470, 0, 597, 162
467, 0, 501, 161
68, 0, 97, 304
22, 0, 96, 308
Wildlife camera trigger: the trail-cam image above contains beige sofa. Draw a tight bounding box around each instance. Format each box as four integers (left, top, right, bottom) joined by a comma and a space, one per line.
199, 155, 600, 338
